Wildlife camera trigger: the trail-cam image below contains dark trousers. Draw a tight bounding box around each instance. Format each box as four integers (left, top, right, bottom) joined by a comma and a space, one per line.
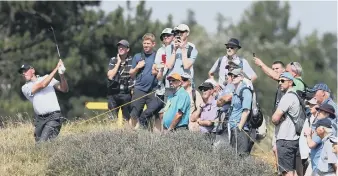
131, 88, 164, 128
230, 128, 253, 157
108, 93, 132, 120
34, 112, 63, 143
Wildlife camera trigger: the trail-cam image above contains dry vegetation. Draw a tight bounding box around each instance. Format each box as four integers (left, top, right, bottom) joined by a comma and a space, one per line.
0, 117, 275, 176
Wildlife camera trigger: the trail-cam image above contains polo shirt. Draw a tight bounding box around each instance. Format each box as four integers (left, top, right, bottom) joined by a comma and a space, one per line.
228, 82, 252, 130
199, 99, 219, 133
163, 87, 191, 129
21, 75, 61, 115
131, 51, 158, 92
164, 42, 198, 88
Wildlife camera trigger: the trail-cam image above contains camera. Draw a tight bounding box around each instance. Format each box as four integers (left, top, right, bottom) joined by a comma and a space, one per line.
119, 79, 129, 93
296, 88, 314, 101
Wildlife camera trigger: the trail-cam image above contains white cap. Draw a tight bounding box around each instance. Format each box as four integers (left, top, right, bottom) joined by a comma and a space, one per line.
174, 24, 190, 36
181, 73, 192, 80
161, 28, 173, 35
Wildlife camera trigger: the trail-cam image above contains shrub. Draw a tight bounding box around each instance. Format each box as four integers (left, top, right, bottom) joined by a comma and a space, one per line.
46, 130, 273, 176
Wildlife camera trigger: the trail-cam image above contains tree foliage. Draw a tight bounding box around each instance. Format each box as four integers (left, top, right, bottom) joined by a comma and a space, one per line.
0, 1, 336, 122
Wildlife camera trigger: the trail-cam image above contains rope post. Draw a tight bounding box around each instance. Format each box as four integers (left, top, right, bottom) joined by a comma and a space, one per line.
117, 109, 124, 129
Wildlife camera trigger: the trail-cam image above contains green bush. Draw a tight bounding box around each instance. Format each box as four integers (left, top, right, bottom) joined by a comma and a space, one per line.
46, 130, 273, 176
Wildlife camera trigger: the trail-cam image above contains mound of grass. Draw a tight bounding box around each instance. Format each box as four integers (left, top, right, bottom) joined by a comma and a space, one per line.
46, 130, 273, 176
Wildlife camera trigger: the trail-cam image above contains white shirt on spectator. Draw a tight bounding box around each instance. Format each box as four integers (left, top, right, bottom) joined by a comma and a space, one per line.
21, 75, 61, 115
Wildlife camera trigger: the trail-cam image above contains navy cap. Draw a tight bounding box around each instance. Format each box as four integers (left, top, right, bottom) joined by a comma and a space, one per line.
198, 82, 214, 91
310, 83, 331, 93
314, 118, 332, 129
225, 38, 241, 49
117, 39, 130, 48
18, 64, 33, 74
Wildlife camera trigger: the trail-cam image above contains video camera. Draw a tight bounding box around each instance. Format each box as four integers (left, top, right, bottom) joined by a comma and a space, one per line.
296, 87, 314, 101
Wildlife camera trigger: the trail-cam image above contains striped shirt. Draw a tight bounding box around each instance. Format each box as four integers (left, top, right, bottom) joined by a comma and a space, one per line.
108, 56, 134, 90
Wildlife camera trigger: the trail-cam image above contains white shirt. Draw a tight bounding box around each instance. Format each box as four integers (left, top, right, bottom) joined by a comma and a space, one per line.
21, 75, 61, 115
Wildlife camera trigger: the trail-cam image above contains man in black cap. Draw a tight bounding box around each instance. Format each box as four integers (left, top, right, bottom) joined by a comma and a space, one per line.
19, 59, 68, 143
107, 39, 134, 121
208, 38, 257, 91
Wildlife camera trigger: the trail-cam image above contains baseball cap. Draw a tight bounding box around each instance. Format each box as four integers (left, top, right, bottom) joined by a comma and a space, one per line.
310, 83, 331, 93
160, 28, 174, 40
117, 39, 130, 48
225, 60, 242, 70
330, 137, 338, 145
198, 82, 214, 91
18, 64, 33, 74
306, 98, 317, 105
316, 103, 336, 118
205, 79, 218, 87
228, 68, 242, 76
279, 72, 296, 86
167, 73, 182, 81
181, 73, 192, 80
314, 118, 332, 129
174, 24, 190, 33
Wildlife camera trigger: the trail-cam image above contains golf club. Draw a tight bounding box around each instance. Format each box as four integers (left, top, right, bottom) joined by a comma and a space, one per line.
48, 26, 61, 58
31, 12, 65, 72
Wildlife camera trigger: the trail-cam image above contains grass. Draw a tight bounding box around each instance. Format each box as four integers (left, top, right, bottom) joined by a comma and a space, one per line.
0, 117, 276, 176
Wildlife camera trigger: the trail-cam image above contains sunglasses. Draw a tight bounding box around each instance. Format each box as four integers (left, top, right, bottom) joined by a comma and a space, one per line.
228, 74, 239, 78
182, 78, 189, 82
200, 88, 212, 92
168, 79, 179, 82
278, 79, 289, 83
178, 30, 187, 33
163, 34, 173, 38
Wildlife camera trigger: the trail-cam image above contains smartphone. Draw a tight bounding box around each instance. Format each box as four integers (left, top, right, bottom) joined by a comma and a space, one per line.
161, 54, 166, 64
253, 53, 256, 57
176, 36, 181, 41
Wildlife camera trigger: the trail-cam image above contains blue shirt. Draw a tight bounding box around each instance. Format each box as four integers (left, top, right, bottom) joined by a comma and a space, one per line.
132, 52, 158, 92
229, 82, 252, 130
310, 132, 324, 172
163, 87, 191, 129
164, 42, 198, 88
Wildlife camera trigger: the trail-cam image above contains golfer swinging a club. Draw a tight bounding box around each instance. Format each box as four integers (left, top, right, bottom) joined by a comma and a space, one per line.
19, 59, 68, 143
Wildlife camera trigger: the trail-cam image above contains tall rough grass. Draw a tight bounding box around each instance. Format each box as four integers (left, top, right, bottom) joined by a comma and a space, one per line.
0, 118, 274, 176
45, 130, 273, 176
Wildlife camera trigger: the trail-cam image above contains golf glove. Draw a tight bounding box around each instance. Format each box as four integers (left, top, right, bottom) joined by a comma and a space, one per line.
58, 64, 66, 74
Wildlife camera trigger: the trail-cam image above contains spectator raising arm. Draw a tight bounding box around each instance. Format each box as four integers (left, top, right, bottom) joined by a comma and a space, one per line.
254, 57, 281, 80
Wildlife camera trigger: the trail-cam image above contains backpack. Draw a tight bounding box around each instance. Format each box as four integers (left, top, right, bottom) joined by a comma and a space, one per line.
286, 91, 307, 136
238, 87, 264, 129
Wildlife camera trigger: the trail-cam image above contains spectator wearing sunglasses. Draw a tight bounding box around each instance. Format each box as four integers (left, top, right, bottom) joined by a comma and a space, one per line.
272, 72, 301, 176
154, 28, 174, 97
208, 38, 257, 92
226, 68, 253, 156
181, 73, 203, 132
191, 81, 219, 134
162, 73, 191, 132
164, 24, 198, 100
